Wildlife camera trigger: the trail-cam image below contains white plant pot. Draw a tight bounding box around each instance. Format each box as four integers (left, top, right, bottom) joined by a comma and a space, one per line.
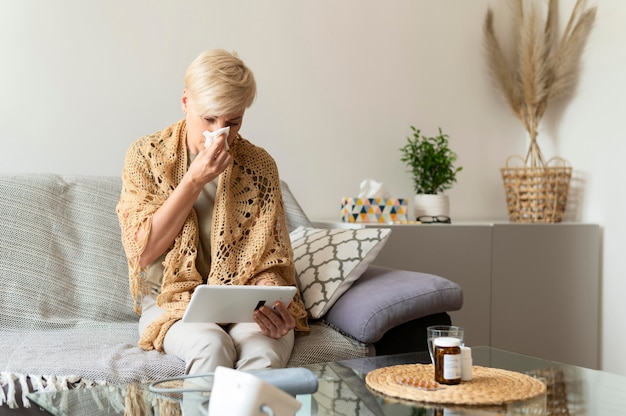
414, 194, 450, 220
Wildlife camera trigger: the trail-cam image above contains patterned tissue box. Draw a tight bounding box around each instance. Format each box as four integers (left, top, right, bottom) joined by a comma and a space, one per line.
341, 197, 409, 223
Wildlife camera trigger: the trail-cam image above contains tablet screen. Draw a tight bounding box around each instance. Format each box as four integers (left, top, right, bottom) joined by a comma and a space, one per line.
181, 285, 297, 323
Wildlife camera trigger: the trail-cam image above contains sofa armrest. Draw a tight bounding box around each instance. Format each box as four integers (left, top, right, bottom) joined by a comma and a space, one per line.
323, 265, 463, 344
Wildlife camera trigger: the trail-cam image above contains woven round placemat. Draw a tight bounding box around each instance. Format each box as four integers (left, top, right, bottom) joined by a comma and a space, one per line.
365, 364, 546, 406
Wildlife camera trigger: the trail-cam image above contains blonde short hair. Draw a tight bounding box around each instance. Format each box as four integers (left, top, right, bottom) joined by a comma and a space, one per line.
184, 49, 256, 116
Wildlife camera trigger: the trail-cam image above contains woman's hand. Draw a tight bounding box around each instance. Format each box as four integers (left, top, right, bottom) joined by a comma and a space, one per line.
253, 301, 296, 339
186, 135, 232, 186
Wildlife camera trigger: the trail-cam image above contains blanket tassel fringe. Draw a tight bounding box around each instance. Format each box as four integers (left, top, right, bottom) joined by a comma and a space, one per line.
0, 372, 106, 409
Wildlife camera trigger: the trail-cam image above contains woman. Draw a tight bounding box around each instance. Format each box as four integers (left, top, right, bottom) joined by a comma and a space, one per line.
116, 49, 308, 375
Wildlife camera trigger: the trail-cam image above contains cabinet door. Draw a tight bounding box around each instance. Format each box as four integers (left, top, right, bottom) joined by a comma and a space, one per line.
491, 224, 601, 369
369, 224, 493, 347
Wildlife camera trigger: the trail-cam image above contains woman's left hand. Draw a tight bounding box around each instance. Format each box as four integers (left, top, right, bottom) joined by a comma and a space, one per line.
253, 301, 296, 339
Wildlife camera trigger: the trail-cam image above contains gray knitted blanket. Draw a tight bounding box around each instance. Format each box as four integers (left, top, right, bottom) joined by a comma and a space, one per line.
0, 174, 185, 408
0, 174, 368, 409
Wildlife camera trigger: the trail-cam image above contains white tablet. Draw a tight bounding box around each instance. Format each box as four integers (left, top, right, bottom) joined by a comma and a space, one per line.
182, 285, 297, 323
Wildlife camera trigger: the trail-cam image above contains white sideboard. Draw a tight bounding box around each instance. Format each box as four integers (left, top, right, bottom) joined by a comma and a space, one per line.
314, 221, 602, 369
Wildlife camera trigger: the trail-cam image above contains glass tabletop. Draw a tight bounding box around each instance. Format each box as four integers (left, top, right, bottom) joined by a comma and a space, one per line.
28, 347, 626, 415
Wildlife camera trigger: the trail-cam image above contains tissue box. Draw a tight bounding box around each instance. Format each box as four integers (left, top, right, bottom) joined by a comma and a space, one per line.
341, 197, 409, 223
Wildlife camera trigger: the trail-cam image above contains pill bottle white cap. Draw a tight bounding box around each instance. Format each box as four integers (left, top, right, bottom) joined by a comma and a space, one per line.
434, 337, 461, 348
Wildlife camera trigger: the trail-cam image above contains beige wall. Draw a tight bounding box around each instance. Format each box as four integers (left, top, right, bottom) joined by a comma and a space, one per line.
1, 0, 624, 375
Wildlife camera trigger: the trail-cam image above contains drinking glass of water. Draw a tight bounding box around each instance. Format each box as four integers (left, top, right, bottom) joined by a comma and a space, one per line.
426, 325, 464, 363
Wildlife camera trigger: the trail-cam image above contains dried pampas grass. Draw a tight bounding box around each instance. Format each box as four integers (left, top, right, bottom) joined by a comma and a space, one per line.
484, 0, 596, 167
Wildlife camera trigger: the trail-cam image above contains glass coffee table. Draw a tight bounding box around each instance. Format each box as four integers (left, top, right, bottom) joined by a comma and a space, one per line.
28, 346, 626, 415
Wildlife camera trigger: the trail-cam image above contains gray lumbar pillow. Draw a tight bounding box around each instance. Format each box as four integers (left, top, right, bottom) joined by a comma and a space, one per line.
324, 265, 463, 344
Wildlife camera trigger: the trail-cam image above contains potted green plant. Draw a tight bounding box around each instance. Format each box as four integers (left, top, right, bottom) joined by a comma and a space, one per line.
399, 126, 462, 222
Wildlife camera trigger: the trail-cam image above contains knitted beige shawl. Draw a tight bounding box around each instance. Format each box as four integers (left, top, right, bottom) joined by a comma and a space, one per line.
117, 119, 308, 351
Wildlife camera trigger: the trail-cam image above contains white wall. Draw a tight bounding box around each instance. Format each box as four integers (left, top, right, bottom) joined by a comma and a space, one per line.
1, 1, 624, 374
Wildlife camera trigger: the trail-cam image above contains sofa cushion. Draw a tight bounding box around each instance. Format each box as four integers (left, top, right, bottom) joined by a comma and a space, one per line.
0, 174, 135, 329
288, 321, 370, 367
280, 181, 314, 232
289, 226, 391, 318
324, 265, 463, 344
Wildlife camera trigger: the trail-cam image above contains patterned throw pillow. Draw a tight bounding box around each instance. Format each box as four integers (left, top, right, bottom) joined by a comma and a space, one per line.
289, 226, 392, 318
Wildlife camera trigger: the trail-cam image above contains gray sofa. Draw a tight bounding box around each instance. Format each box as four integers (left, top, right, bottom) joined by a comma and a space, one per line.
0, 173, 463, 411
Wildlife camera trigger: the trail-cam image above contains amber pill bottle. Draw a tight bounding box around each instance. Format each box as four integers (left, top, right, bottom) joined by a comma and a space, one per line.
434, 337, 461, 385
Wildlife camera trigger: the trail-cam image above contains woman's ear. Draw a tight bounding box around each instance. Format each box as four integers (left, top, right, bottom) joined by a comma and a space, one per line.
181, 88, 189, 114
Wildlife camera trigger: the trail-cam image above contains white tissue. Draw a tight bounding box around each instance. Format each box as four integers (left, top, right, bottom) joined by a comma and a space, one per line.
358, 179, 391, 199
203, 126, 231, 150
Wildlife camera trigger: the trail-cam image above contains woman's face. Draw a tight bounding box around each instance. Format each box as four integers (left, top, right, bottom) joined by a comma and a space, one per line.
182, 89, 244, 155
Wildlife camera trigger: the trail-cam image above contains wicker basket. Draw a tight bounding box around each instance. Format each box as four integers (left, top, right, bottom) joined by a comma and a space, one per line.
501, 156, 572, 223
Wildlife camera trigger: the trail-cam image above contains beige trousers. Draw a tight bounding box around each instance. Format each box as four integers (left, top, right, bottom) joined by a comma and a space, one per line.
139, 295, 294, 375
